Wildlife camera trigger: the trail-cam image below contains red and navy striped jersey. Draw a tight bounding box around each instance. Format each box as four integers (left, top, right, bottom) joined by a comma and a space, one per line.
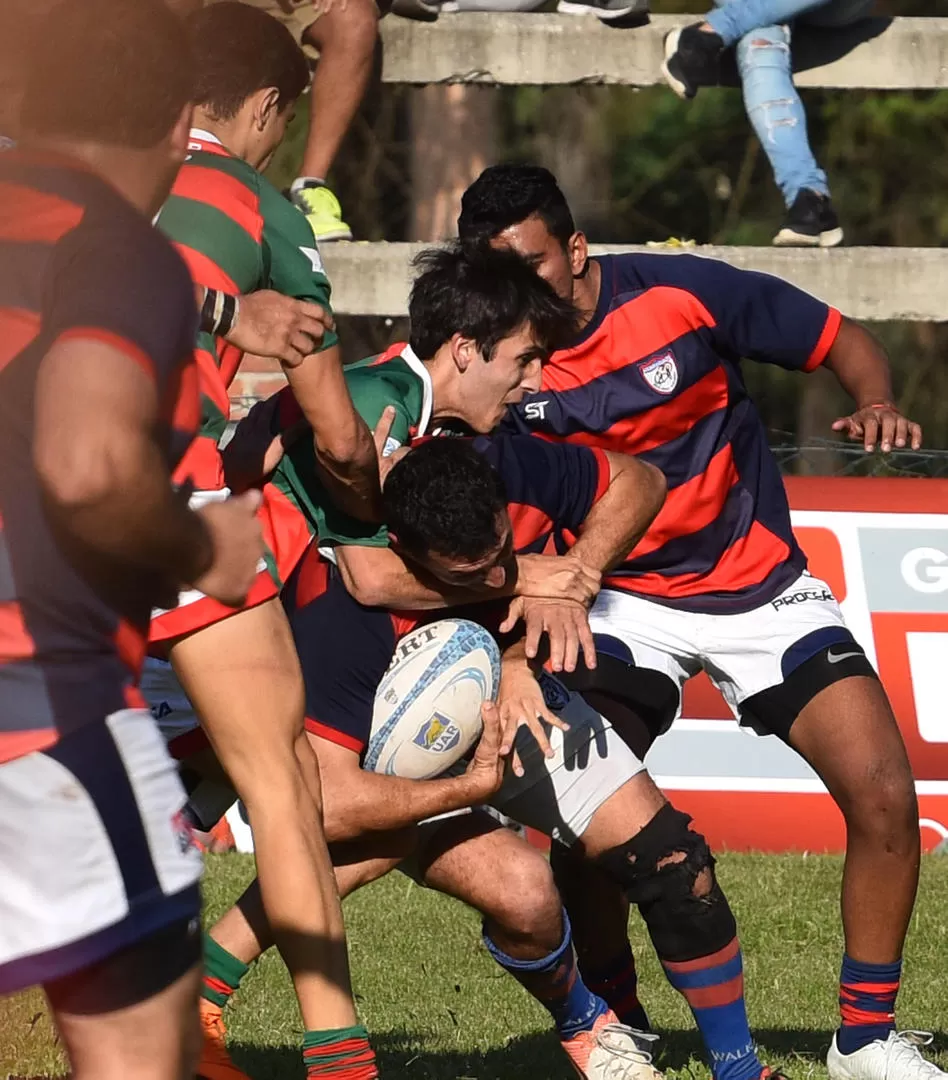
0, 152, 200, 763
502, 253, 841, 614
283, 432, 610, 753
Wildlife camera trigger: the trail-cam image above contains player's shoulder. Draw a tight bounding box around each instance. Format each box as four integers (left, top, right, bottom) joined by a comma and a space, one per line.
602, 249, 726, 298
258, 172, 314, 238
346, 352, 422, 402
182, 146, 261, 191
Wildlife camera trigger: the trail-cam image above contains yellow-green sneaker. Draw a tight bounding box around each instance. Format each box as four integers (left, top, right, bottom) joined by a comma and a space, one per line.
290, 180, 353, 242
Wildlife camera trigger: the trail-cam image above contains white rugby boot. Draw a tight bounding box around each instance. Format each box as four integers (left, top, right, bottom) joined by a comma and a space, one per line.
828, 1030, 948, 1080
563, 1010, 663, 1080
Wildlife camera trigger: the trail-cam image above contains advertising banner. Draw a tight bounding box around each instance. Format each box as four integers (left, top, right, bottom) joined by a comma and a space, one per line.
647, 478, 948, 853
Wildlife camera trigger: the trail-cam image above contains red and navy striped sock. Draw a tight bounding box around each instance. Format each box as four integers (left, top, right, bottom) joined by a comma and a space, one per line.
581, 944, 650, 1031
302, 1025, 378, 1079
201, 933, 249, 1009
837, 954, 901, 1055
662, 938, 763, 1080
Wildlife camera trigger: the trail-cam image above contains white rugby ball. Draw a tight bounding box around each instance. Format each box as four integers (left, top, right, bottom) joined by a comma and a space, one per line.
365, 619, 501, 780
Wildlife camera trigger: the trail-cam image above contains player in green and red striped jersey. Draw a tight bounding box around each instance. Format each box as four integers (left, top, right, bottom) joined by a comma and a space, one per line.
143, 7, 382, 1080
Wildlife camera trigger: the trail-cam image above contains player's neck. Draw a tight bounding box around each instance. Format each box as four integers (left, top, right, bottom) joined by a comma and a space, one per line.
423, 351, 458, 425
18, 136, 176, 217
190, 110, 262, 169
573, 257, 601, 331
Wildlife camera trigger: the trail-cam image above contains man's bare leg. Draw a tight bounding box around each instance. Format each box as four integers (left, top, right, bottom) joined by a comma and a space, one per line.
169, 598, 355, 1031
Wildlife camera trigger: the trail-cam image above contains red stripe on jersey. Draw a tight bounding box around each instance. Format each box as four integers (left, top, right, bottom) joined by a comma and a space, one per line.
0, 182, 84, 242
171, 165, 264, 245
172, 434, 224, 491
616, 518, 789, 600
261, 482, 313, 587
163, 357, 202, 434
173, 242, 240, 294
508, 502, 554, 551
292, 547, 331, 609
304, 716, 366, 754
114, 619, 147, 675
0, 600, 35, 663
57, 327, 155, 380
194, 343, 232, 416
544, 287, 718, 391
124, 684, 147, 710
0, 727, 59, 765
0, 307, 41, 376
391, 611, 420, 638
149, 565, 277, 643
633, 444, 738, 559
803, 307, 841, 371
218, 340, 244, 392
590, 446, 611, 504
368, 343, 407, 367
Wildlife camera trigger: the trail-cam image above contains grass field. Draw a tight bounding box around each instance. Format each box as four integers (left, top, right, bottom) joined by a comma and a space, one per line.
3, 852, 948, 1080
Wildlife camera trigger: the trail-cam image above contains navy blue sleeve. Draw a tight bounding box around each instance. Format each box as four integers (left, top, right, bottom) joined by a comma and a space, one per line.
473, 434, 607, 542
47, 214, 197, 387
616, 252, 842, 372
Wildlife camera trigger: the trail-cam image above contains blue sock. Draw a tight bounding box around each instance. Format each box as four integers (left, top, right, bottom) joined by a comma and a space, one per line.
837, 954, 901, 1055
483, 912, 610, 1039
662, 938, 762, 1080
582, 944, 650, 1031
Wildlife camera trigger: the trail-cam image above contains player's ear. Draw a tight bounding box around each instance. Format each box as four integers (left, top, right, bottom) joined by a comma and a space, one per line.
255, 87, 281, 131
168, 103, 192, 165
450, 333, 478, 374
568, 231, 588, 278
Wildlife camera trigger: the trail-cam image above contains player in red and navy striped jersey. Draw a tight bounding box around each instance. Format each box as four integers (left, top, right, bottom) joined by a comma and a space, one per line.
0, 2, 263, 1077
458, 164, 935, 1080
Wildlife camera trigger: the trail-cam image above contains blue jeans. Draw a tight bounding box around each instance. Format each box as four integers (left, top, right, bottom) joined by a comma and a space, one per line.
705, 0, 873, 205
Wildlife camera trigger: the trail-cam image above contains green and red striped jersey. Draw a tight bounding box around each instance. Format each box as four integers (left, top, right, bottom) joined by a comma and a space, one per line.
156, 128, 338, 490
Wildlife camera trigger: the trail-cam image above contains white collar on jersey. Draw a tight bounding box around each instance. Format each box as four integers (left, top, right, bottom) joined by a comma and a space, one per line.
187, 128, 223, 150
399, 344, 434, 437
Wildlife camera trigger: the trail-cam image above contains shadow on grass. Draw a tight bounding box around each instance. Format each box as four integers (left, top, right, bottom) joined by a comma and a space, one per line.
231, 1025, 946, 1080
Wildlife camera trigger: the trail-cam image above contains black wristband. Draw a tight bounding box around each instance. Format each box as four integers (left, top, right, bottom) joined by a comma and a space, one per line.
218, 293, 238, 338
200, 288, 220, 334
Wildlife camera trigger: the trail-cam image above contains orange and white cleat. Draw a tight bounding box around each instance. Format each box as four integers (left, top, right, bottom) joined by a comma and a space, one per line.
562, 1010, 663, 1080
197, 998, 251, 1080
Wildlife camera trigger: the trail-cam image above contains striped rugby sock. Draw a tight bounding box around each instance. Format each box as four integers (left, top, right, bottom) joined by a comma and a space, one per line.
201, 933, 249, 1008
837, 954, 901, 1055
303, 1025, 378, 1079
582, 945, 650, 1031
662, 937, 763, 1080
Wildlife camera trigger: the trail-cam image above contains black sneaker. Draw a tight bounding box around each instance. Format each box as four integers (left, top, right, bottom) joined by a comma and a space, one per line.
773, 189, 844, 247
557, 0, 649, 20
661, 24, 724, 100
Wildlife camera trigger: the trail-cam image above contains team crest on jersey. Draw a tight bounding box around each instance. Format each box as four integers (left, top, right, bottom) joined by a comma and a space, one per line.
639, 351, 679, 395
414, 712, 461, 754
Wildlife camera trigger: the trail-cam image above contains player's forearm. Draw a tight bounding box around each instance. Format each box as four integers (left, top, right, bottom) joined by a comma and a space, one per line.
322, 773, 479, 842
285, 346, 383, 522
572, 456, 666, 573
823, 317, 895, 408
39, 433, 212, 588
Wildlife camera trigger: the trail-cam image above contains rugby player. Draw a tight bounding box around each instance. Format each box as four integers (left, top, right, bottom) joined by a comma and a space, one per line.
0, 2, 261, 1077
457, 164, 940, 1080
178, 433, 670, 1080
143, 6, 385, 1077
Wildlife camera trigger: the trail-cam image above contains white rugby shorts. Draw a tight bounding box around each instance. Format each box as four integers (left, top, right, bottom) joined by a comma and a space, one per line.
588, 571, 851, 728
0, 709, 203, 994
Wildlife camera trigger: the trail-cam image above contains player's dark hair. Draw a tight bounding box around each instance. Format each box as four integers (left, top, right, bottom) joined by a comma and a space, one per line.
187, 2, 309, 121
19, 0, 194, 149
458, 164, 576, 249
408, 242, 579, 361
383, 440, 507, 564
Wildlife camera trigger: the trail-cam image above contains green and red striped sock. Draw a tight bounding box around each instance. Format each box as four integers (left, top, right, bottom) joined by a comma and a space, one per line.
303, 1026, 378, 1079
201, 933, 249, 1009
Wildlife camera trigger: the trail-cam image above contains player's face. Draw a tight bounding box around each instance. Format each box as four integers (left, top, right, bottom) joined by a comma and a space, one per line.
456, 324, 544, 432
420, 515, 516, 590
491, 214, 582, 302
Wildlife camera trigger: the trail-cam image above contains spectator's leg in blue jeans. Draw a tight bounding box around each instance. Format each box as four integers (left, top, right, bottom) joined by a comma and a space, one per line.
706, 0, 872, 207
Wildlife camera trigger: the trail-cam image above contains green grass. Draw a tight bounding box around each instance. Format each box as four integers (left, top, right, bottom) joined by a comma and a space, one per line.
4, 854, 948, 1080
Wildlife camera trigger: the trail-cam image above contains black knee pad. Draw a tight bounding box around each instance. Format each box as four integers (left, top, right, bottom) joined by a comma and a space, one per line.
740, 632, 878, 743
595, 804, 736, 963
558, 634, 680, 743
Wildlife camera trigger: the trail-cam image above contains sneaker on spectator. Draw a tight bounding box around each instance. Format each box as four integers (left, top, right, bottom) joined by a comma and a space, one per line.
557, 0, 649, 21
661, 24, 724, 99
773, 189, 844, 247
389, 0, 442, 20
290, 180, 353, 242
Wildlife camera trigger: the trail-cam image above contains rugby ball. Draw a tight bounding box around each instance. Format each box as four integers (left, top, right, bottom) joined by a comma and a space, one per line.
365, 619, 501, 780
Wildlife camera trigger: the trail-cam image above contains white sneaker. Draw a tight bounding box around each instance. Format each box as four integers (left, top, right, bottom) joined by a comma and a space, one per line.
828, 1030, 947, 1080
587, 1024, 662, 1080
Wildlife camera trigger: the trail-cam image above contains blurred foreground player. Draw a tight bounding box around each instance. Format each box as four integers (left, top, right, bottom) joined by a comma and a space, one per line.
459, 164, 940, 1080
0, 2, 263, 1078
